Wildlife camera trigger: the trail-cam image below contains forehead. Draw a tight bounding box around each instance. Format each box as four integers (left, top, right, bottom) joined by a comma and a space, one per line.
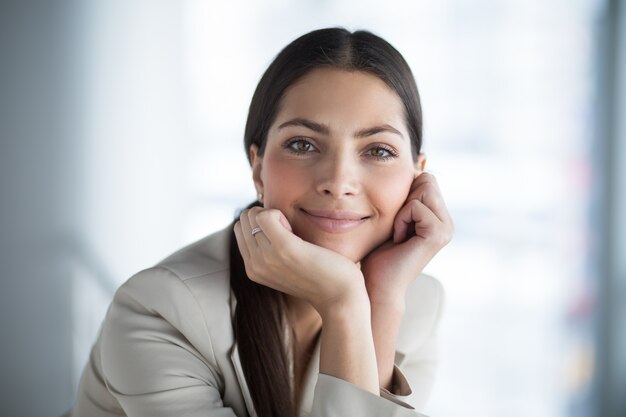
274, 68, 407, 130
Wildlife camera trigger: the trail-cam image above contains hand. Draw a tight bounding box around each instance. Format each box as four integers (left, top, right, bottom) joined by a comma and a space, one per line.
234, 207, 367, 316
360, 172, 454, 304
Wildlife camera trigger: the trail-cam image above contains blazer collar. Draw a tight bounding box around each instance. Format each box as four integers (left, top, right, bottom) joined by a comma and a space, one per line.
228, 290, 323, 417
230, 341, 259, 417
229, 328, 322, 417
297, 333, 321, 417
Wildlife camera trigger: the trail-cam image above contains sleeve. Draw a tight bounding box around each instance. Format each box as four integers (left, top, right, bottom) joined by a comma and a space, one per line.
312, 374, 429, 417
382, 276, 445, 411
309, 277, 444, 416
99, 267, 237, 417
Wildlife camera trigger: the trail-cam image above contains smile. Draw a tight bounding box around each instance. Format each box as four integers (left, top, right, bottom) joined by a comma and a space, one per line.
300, 208, 369, 233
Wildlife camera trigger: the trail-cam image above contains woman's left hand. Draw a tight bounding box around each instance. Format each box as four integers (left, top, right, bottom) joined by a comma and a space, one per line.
360, 172, 454, 304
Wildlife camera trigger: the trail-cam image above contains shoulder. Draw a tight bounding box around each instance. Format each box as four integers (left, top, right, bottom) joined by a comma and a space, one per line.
104, 225, 235, 359
156, 225, 231, 279
397, 274, 445, 352
406, 273, 444, 317
133, 224, 231, 286
117, 225, 233, 306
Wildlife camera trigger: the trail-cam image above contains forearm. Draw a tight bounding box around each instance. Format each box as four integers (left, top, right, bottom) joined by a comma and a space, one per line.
370, 296, 406, 391
318, 289, 379, 396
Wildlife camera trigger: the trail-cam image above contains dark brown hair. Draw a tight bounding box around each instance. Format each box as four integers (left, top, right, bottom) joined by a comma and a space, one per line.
230, 27, 424, 417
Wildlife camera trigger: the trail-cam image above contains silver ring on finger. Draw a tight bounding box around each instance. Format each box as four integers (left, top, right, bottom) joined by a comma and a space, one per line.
251, 227, 263, 237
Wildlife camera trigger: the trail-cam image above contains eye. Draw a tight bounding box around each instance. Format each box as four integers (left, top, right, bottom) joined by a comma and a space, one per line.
284, 138, 318, 154
365, 145, 398, 161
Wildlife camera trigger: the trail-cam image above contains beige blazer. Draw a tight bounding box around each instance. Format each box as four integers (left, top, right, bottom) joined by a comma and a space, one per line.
70, 226, 444, 417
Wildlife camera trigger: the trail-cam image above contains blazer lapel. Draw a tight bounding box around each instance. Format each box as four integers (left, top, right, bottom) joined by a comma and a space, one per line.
229, 291, 258, 417
297, 334, 321, 417
229, 318, 409, 417
230, 341, 258, 417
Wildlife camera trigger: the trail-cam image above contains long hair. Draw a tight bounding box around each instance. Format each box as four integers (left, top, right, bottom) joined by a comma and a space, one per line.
230, 27, 424, 417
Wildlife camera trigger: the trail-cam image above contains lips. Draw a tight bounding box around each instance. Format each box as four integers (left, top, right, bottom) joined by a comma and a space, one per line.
300, 208, 369, 233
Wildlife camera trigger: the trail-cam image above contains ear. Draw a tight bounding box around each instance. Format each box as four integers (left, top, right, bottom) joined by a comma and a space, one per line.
414, 152, 427, 176
250, 144, 264, 195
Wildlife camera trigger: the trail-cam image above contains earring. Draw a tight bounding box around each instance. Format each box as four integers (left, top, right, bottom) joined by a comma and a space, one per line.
257, 192, 263, 203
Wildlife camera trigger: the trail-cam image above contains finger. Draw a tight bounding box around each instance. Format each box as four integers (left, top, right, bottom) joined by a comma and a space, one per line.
238, 209, 261, 251
233, 221, 251, 260
278, 210, 293, 233
408, 173, 453, 225
254, 209, 297, 249
235, 219, 268, 284
408, 172, 440, 203
393, 198, 441, 243
237, 210, 270, 283
246, 206, 272, 247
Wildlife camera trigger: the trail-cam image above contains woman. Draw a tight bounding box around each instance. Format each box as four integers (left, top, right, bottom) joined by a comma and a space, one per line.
70, 27, 453, 417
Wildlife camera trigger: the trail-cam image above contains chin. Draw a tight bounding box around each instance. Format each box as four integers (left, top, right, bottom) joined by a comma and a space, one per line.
309, 236, 375, 263
329, 244, 365, 263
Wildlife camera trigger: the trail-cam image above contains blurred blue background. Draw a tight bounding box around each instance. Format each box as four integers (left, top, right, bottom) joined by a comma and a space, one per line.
1, 1, 625, 416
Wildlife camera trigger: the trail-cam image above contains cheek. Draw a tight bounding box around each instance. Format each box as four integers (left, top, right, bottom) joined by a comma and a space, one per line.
371, 170, 414, 217
261, 156, 307, 209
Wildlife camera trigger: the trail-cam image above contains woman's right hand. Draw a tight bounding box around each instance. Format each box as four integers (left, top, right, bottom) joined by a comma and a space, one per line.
235, 206, 380, 395
234, 207, 367, 316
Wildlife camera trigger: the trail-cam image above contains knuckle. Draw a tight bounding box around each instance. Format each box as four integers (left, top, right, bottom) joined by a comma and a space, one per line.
262, 208, 281, 224
243, 262, 257, 279
419, 172, 434, 181
441, 228, 454, 245
245, 260, 266, 282
256, 209, 270, 223
421, 181, 436, 193
257, 208, 283, 228
435, 234, 449, 247
247, 208, 258, 222
409, 199, 424, 212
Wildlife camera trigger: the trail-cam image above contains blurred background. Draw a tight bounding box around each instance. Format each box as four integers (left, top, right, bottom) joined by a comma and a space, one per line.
1, 0, 625, 416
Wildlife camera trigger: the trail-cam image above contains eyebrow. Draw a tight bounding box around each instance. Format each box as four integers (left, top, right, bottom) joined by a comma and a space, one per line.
277, 118, 404, 139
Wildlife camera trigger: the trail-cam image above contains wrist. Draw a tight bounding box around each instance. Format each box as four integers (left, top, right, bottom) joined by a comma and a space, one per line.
365, 284, 407, 311
317, 284, 371, 324
318, 285, 380, 396
370, 296, 405, 329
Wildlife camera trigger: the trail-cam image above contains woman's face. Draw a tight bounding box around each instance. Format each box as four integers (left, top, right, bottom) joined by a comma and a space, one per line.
250, 68, 425, 262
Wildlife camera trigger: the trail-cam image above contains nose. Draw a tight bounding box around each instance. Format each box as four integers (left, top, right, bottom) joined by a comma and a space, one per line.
315, 152, 361, 198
